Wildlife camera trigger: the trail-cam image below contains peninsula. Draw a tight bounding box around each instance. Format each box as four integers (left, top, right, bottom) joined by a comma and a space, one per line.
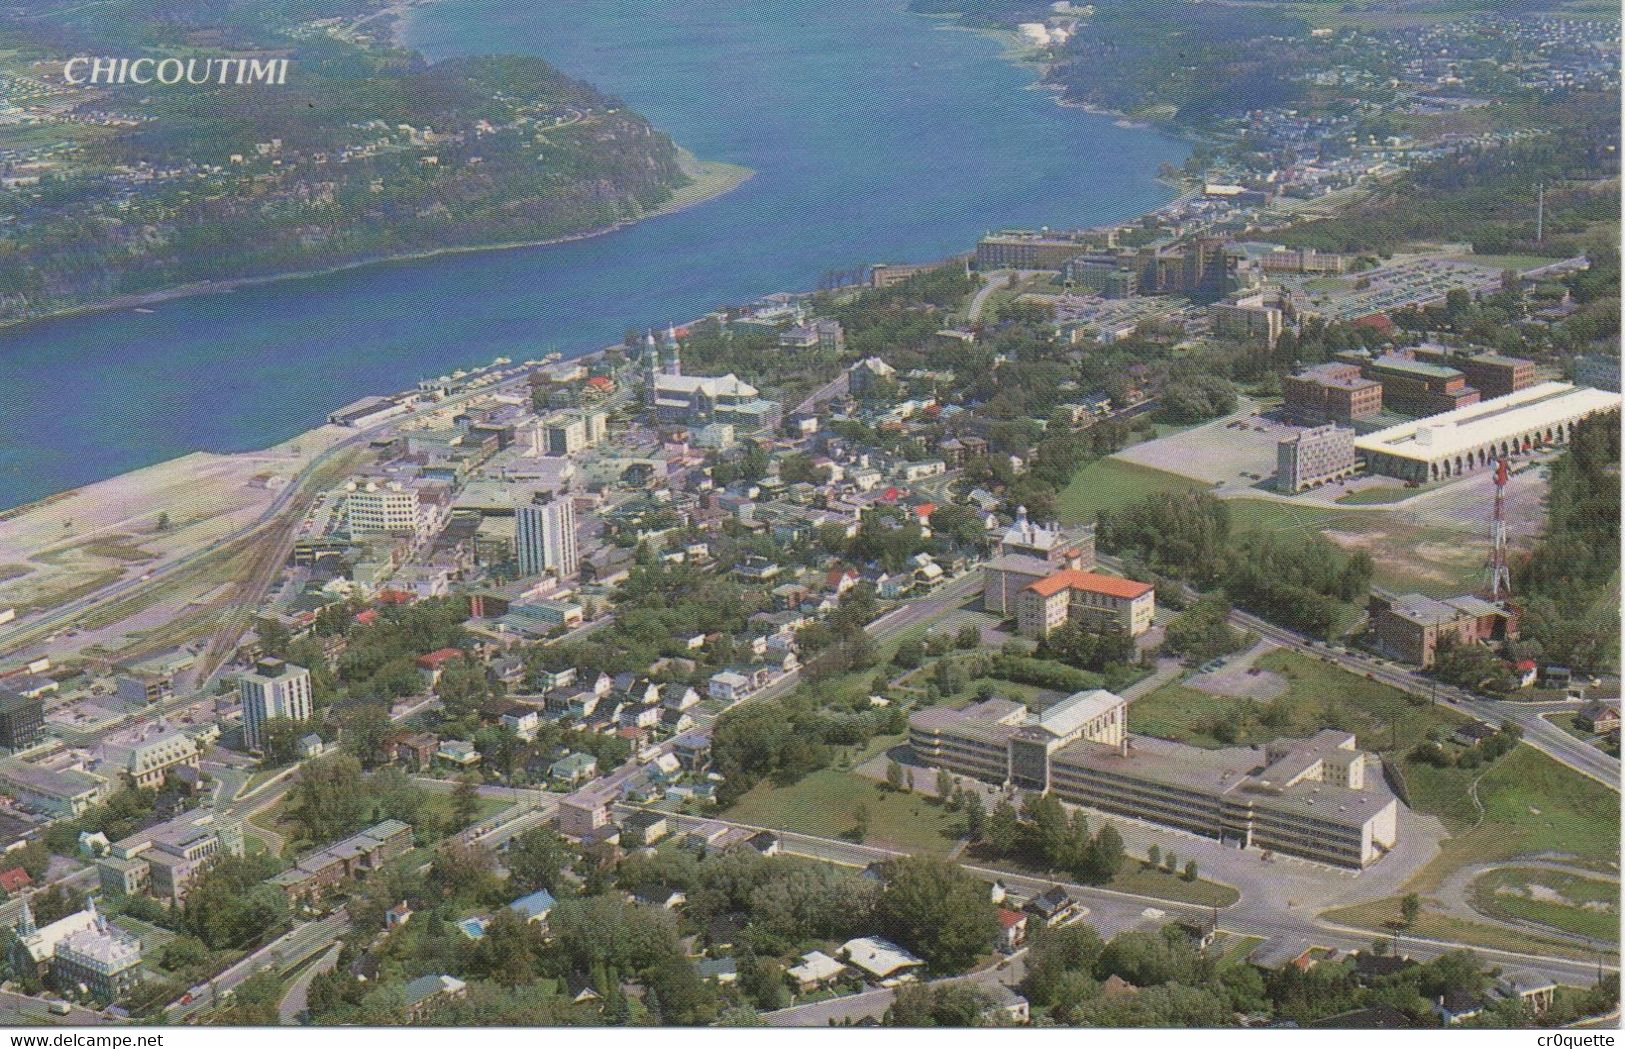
0, 0, 749, 327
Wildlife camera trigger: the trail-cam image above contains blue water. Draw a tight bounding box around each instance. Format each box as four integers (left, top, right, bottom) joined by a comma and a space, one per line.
0, 0, 1186, 509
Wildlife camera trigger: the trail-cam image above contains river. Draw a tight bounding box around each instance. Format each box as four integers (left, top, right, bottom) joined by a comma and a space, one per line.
0, 0, 1186, 509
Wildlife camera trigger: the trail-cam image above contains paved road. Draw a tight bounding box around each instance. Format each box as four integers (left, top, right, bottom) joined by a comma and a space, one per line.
168, 909, 351, 1022
277, 941, 340, 1024
644, 810, 1615, 992
1096, 552, 1619, 790
0, 989, 109, 1025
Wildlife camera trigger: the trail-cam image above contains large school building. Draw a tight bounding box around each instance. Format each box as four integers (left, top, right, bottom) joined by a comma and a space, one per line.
909, 691, 1400, 868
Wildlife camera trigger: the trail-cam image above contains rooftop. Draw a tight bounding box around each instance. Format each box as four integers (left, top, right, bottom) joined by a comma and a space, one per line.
1354, 382, 1622, 462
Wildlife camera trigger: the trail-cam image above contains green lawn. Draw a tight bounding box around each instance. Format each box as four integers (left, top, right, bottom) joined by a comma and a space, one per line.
1323, 898, 1609, 961
1129, 648, 1467, 755
1408, 744, 1622, 893
725, 769, 966, 857
1055, 459, 1204, 525
1108, 863, 1240, 907
1334, 485, 1414, 505
1470, 867, 1620, 943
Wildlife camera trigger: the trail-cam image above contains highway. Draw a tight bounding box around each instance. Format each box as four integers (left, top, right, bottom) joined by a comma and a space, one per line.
167, 908, 352, 1022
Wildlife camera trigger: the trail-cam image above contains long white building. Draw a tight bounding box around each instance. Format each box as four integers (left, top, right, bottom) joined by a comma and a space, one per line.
909, 692, 1400, 868
1355, 382, 1621, 482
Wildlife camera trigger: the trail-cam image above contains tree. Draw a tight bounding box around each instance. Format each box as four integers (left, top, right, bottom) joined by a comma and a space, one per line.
1146, 844, 1161, 869
1400, 892, 1421, 928
962, 791, 986, 840
286, 753, 367, 843
1082, 823, 1126, 883
851, 803, 870, 844
1182, 860, 1198, 882
876, 857, 1000, 972
935, 768, 954, 801
886, 759, 908, 793
506, 826, 569, 894
987, 799, 1021, 856
452, 774, 482, 829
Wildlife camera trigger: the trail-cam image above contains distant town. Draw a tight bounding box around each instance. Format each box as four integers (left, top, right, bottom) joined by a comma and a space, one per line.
0, 0, 1617, 1033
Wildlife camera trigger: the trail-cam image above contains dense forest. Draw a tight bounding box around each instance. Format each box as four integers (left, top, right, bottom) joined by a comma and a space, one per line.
0, 1, 692, 322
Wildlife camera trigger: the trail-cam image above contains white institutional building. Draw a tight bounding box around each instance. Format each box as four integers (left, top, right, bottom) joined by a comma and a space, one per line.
238, 657, 313, 752
516, 494, 578, 579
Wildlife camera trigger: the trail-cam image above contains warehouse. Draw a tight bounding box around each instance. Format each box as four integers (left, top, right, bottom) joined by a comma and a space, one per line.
1354, 382, 1622, 481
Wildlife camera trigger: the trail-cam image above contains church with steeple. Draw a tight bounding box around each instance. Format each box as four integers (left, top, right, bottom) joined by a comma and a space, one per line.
641, 324, 782, 431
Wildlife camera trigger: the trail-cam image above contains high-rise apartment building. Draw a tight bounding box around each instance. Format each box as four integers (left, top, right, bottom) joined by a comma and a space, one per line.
516, 494, 578, 579
239, 658, 313, 752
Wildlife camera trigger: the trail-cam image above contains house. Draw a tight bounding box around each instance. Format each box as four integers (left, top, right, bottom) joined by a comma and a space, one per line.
620, 703, 662, 730
1101, 974, 1140, 999
1434, 990, 1485, 1024
787, 950, 846, 992
499, 705, 541, 742
708, 670, 753, 703
509, 889, 556, 924
663, 687, 701, 712
1249, 936, 1319, 973
298, 733, 327, 759
402, 974, 467, 1022
697, 957, 738, 985
1576, 701, 1621, 734
549, 752, 599, 786
1492, 969, 1558, 1014
558, 790, 613, 837
1453, 721, 1499, 746
660, 707, 696, 735
1025, 885, 1077, 925
980, 981, 1030, 1024
673, 732, 712, 771
1350, 950, 1415, 978
385, 901, 412, 929
744, 830, 780, 856
415, 648, 468, 686
840, 936, 925, 984
621, 811, 670, 847
0, 867, 31, 895
1513, 659, 1538, 688
564, 974, 602, 1004
436, 740, 480, 767
383, 732, 439, 771
996, 908, 1028, 952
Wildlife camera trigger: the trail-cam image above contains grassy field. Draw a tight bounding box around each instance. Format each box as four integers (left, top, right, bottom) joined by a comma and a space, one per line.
1129, 648, 1467, 754
1109, 863, 1240, 907
1408, 744, 1622, 891
1055, 458, 1205, 525
1470, 867, 1620, 943
726, 768, 965, 856
1335, 485, 1415, 505
1322, 897, 1611, 961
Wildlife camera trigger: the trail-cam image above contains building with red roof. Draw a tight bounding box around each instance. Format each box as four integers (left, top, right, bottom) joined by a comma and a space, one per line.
1017, 569, 1156, 638
0, 867, 32, 895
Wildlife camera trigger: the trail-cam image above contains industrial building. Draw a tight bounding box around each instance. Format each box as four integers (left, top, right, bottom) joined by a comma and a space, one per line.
909, 694, 1400, 868
1354, 382, 1623, 482
1276, 425, 1357, 493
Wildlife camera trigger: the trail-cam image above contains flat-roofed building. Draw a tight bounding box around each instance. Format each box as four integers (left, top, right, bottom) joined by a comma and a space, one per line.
98, 813, 245, 903
982, 554, 1055, 617
1414, 347, 1535, 400
1283, 363, 1383, 424
0, 760, 106, 818
1015, 570, 1155, 638
911, 698, 1401, 868
977, 232, 1098, 270
908, 689, 1128, 790
1354, 353, 1480, 416
0, 690, 44, 752
239, 658, 313, 753
1277, 425, 1356, 493
1354, 382, 1623, 482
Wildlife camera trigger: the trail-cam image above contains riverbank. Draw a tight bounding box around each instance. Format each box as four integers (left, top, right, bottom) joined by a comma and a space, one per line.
0, 154, 752, 337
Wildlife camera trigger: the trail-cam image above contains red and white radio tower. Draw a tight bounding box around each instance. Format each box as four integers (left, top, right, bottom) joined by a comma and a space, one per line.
1487, 457, 1511, 601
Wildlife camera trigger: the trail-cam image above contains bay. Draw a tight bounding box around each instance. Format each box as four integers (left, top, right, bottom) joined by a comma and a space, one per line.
0, 0, 1186, 509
